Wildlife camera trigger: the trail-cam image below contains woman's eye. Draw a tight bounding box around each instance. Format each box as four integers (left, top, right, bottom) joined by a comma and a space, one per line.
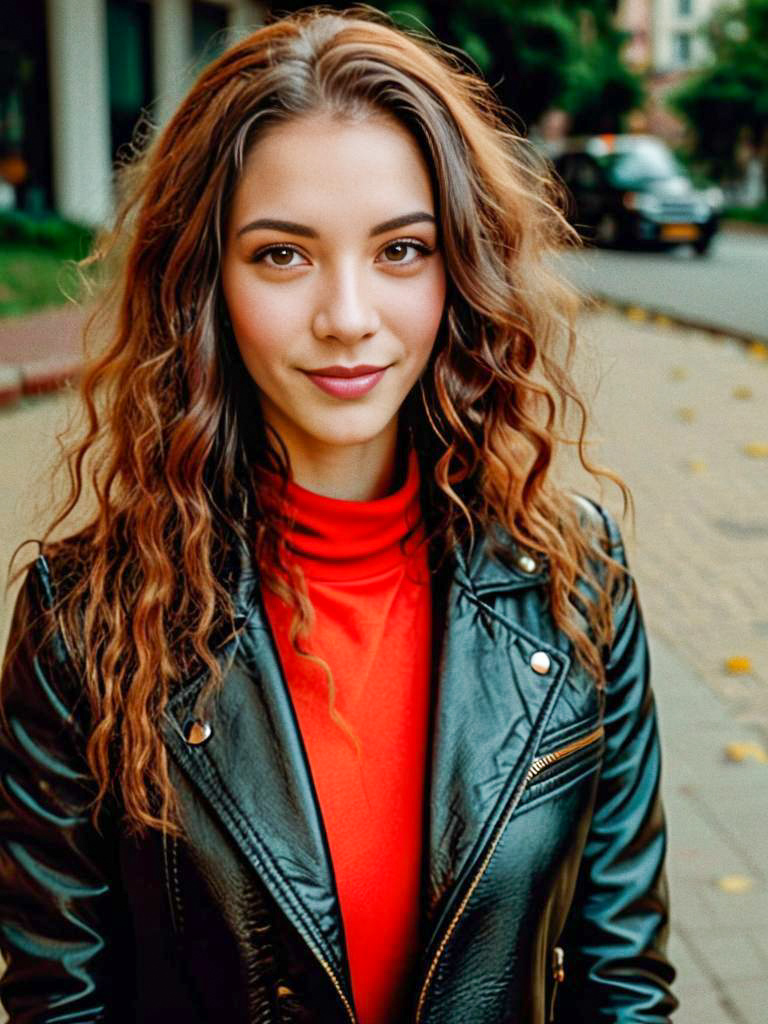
379, 240, 431, 265
252, 245, 306, 269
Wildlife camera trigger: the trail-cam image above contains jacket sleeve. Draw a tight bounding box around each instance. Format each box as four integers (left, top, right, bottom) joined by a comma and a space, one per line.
555, 506, 678, 1022
0, 557, 118, 1023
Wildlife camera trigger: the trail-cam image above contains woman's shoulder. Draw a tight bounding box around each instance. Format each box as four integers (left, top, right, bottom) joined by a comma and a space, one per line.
568, 493, 628, 565
2, 541, 94, 740
5, 532, 96, 668
477, 493, 628, 580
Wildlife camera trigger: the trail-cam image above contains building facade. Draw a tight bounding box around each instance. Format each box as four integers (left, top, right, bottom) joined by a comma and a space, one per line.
1, 0, 264, 226
616, 0, 734, 143
618, 0, 729, 74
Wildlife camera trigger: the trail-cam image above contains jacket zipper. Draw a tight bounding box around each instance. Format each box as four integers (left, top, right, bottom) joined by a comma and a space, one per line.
549, 945, 565, 1022
414, 723, 604, 1023
317, 949, 357, 1024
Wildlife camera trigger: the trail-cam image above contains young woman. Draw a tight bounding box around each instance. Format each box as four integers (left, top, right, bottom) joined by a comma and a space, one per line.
0, 6, 677, 1022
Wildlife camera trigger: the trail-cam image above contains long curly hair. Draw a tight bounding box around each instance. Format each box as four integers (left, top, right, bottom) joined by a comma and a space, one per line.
14, 4, 628, 835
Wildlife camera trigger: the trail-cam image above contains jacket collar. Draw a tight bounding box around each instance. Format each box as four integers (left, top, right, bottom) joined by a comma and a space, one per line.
455, 525, 550, 595
162, 531, 567, 1012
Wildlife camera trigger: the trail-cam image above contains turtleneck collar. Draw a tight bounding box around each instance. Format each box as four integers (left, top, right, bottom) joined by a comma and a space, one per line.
279, 449, 424, 583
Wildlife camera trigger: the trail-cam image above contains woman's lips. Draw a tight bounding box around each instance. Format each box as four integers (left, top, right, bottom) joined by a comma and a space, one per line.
303, 365, 388, 399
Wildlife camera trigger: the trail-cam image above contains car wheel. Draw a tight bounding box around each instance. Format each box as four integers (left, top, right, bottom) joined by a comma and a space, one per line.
595, 213, 619, 247
693, 235, 713, 256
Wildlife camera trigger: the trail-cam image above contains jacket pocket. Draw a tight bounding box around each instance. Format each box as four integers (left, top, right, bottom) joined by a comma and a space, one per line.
517, 722, 605, 815
531, 723, 604, 780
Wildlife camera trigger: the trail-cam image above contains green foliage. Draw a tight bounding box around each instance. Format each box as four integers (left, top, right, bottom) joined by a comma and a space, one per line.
0, 211, 93, 259
0, 213, 91, 317
393, 0, 643, 131
0, 247, 82, 318
671, 0, 768, 180
564, 27, 644, 133
723, 201, 768, 224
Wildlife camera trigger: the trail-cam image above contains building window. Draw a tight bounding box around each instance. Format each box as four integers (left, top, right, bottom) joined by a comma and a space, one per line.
0, 0, 52, 212
107, 0, 153, 162
674, 31, 692, 65
678, 0, 693, 14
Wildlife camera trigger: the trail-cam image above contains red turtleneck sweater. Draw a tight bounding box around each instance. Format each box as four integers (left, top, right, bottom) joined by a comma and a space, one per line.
261, 452, 432, 1024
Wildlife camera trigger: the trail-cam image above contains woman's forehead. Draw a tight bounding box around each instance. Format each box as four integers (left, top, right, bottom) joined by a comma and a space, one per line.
230, 112, 436, 230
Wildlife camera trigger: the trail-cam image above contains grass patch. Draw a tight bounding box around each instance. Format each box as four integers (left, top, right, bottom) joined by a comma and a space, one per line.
0, 213, 93, 318
0, 246, 83, 318
723, 202, 768, 225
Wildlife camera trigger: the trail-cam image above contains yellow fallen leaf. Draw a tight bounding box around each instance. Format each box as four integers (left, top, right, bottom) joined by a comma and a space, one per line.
716, 874, 754, 894
731, 386, 753, 400
687, 459, 707, 474
724, 741, 768, 764
655, 314, 673, 328
725, 656, 752, 674
670, 366, 688, 381
677, 407, 696, 423
626, 306, 647, 322
743, 442, 768, 458
748, 341, 768, 361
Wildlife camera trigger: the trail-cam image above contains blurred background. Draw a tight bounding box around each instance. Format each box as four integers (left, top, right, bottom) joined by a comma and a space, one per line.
0, 3, 766, 1023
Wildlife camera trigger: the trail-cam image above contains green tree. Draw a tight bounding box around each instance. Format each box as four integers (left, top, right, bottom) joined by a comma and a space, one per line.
671, 0, 768, 181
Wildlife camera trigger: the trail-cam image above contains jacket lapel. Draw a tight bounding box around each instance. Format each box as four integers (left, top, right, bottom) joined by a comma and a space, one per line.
422, 540, 571, 960
162, 546, 352, 1004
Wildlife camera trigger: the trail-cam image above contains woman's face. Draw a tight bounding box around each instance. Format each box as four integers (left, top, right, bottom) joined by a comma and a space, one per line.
221, 111, 446, 477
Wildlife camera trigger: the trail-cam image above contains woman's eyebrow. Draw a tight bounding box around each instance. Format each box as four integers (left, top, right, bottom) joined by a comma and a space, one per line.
369, 211, 435, 236
236, 211, 436, 239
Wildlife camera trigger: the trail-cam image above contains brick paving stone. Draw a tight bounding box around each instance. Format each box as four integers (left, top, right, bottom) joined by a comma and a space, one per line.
0, 305, 87, 402
0, 305, 86, 365
650, 634, 768, 1023
685, 930, 768, 984
567, 310, 768, 738
0, 390, 77, 644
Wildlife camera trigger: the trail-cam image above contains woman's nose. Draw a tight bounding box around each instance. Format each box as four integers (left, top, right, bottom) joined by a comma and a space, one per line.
311, 265, 381, 345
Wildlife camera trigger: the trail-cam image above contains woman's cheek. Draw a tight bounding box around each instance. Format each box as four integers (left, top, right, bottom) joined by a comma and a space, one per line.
390, 264, 446, 355
229, 280, 305, 363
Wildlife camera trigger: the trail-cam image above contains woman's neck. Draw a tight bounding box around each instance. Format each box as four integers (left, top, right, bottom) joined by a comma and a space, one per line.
283, 419, 403, 501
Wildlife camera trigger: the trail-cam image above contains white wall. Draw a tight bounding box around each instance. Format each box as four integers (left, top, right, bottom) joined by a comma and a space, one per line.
46, 0, 113, 226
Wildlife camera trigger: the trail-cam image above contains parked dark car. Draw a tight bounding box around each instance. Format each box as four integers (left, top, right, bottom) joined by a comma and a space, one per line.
553, 135, 722, 255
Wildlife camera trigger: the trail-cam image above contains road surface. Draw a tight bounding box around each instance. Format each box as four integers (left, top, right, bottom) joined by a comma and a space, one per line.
558, 230, 768, 342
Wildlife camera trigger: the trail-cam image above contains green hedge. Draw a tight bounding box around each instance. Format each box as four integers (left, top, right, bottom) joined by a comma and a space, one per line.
723, 203, 768, 225
0, 212, 93, 316
0, 211, 93, 258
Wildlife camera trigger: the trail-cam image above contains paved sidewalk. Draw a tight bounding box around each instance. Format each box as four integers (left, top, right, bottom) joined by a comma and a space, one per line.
654, 633, 768, 1023
572, 310, 768, 737
0, 305, 85, 404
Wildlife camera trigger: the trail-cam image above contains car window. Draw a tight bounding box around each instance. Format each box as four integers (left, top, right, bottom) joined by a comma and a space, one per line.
600, 140, 686, 187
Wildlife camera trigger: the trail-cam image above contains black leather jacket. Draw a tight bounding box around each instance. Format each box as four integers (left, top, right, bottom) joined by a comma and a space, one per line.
0, 502, 677, 1022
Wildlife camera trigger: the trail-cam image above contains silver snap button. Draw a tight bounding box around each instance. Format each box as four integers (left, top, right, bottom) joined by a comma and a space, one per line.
516, 552, 538, 574
183, 718, 212, 745
530, 651, 551, 675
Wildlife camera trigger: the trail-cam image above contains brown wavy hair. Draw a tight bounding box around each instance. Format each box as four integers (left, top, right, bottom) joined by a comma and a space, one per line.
13, 4, 629, 835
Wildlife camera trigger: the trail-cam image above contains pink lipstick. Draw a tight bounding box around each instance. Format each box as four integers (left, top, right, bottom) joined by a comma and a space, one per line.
303, 364, 388, 399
